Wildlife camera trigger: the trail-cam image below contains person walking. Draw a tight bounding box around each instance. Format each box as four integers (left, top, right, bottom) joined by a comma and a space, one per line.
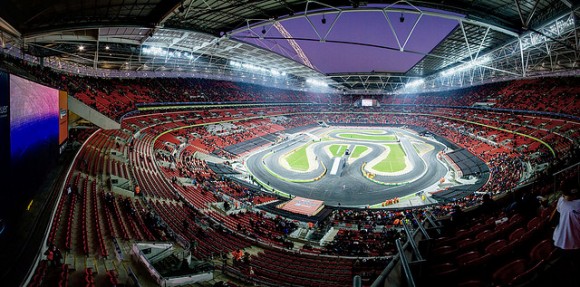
552, 187, 580, 286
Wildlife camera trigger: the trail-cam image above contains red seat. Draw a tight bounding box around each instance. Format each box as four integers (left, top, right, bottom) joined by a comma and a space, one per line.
492, 259, 527, 286
455, 250, 491, 271
485, 239, 510, 257
508, 227, 525, 242
530, 239, 557, 264
526, 216, 543, 231
510, 239, 558, 285
457, 238, 481, 252
431, 245, 456, 259
456, 251, 480, 267
475, 229, 492, 240
428, 262, 459, 285
457, 280, 484, 287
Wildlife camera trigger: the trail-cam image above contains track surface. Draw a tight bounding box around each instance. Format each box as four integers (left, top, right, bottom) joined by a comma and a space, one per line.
246, 128, 449, 207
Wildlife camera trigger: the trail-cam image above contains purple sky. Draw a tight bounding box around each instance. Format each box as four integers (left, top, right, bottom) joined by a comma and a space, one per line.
232, 5, 463, 74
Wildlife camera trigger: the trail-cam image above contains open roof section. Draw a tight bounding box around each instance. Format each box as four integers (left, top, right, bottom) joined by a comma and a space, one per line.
231, 3, 463, 74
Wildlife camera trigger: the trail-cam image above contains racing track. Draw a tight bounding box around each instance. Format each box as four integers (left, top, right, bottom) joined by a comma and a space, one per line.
245, 127, 449, 207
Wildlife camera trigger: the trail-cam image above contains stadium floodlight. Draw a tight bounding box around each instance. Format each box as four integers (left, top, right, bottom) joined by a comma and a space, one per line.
306, 78, 328, 87
521, 16, 574, 50
142, 46, 166, 57
405, 79, 424, 88
142, 46, 195, 60
230, 60, 286, 78
441, 56, 491, 77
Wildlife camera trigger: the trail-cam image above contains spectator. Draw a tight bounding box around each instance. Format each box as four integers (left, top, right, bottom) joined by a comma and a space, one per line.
519, 192, 540, 218
552, 187, 580, 253
448, 205, 466, 233
53, 245, 63, 267
183, 219, 189, 231
44, 244, 56, 267
190, 239, 198, 252
479, 193, 497, 215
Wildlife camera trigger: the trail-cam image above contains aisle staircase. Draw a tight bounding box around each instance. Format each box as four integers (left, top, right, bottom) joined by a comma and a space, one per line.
319, 227, 339, 246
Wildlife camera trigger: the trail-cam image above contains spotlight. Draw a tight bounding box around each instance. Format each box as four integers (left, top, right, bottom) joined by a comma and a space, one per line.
261, 27, 266, 35
105, 45, 110, 50
321, 15, 326, 24
400, 13, 405, 23
78, 45, 85, 51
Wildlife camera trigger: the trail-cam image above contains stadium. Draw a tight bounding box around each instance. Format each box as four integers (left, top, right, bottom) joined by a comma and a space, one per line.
0, 1, 578, 287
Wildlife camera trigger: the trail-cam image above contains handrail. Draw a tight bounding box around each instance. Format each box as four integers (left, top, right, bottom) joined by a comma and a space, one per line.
413, 212, 430, 240
148, 246, 173, 263
402, 221, 423, 261
396, 239, 416, 287
553, 161, 580, 176
369, 253, 400, 287
127, 267, 141, 287
424, 211, 443, 236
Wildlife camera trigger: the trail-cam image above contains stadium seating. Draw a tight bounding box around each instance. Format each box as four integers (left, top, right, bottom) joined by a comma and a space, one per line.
9, 52, 575, 286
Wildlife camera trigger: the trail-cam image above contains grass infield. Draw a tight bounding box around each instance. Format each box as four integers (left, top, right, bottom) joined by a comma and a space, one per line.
329, 144, 348, 157
336, 133, 397, 141
370, 143, 407, 172
350, 145, 368, 159
285, 144, 310, 171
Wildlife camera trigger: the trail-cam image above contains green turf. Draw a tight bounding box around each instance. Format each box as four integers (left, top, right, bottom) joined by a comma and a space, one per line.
336, 133, 397, 141
370, 143, 407, 172
412, 142, 434, 155
334, 129, 384, 134
350, 145, 368, 159
329, 144, 348, 157
284, 144, 310, 171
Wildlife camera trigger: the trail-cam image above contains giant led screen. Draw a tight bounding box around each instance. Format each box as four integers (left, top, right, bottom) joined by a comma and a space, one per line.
7, 74, 59, 216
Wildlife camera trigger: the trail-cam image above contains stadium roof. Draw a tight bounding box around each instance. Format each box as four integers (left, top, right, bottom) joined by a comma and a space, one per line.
0, 0, 578, 93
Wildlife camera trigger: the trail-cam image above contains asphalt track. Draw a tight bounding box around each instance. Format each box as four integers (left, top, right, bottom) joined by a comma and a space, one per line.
245, 127, 449, 207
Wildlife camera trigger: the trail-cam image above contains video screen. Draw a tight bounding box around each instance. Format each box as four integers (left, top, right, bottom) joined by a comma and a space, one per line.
0, 71, 9, 219
5, 74, 59, 217
58, 90, 68, 145
361, 99, 375, 107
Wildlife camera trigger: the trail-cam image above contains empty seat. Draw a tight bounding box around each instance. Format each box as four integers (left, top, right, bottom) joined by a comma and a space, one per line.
508, 227, 526, 242
431, 245, 456, 259
510, 239, 558, 285
457, 238, 481, 252
526, 216, 544, 231
530, 239, 557, 264
456, 251, 480, 267
486, 239, 510, 257
457, 280, 484, 287
427, 262, 459, 285
492, 259, 527, 286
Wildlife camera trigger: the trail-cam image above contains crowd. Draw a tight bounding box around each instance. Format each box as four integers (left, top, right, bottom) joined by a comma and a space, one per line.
1, 52, 579, 122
